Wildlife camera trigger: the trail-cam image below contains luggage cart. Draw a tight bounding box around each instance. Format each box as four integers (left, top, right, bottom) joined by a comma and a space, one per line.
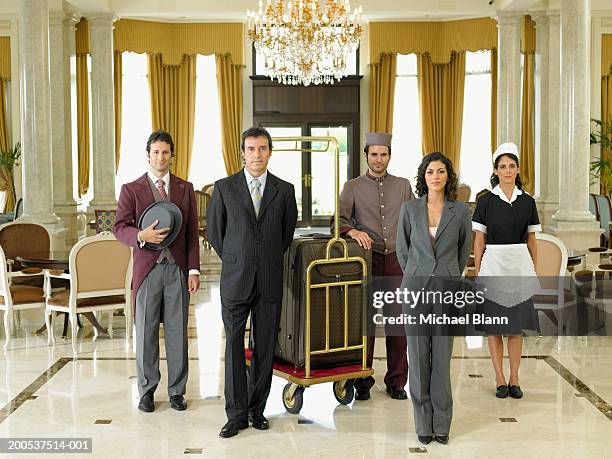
245, 136, 372, 414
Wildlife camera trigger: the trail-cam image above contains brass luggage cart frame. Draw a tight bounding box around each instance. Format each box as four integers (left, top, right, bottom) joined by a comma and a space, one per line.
245, 135, 373, 414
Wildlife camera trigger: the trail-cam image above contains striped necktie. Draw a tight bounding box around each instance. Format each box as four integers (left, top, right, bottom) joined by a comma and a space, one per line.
156, 179, 167, 200
250, 178, 262, 217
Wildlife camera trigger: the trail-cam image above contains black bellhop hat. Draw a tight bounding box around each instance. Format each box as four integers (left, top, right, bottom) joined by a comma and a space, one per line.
137, 202, 183, 250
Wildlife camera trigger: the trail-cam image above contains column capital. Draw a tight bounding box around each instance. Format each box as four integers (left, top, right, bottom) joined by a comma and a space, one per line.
493, 11, 526, 24
87, 13, 116, 27
49, 12, 80, 28
532, 10, 560, 25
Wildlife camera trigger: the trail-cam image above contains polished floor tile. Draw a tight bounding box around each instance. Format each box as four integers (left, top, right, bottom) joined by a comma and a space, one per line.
0, 248, 611, 458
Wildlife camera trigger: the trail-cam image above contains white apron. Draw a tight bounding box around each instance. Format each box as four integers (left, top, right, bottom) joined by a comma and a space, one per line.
476, 243, 540, 307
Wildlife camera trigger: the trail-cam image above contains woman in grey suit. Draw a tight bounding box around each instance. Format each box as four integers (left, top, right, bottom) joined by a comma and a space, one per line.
396, 152, 472, 446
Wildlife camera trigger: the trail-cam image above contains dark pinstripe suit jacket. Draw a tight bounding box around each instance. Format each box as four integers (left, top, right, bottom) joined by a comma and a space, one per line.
207, 169, 298, 302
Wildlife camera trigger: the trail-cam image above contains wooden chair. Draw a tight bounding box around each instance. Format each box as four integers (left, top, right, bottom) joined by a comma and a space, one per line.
195, 190, 209, 249
455, 183, 471, 202
533, 233, 574, 334
44, 233, 133, 357
0, 222, 50, 332
0, 244, 46, 350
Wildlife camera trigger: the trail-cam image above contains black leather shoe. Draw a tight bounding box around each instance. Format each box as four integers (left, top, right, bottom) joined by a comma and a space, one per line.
435, 435, 449, 445
249, 412, 270, 430
496, 385, 509, 398
169, 395, 187, 411
386, 386, 408, 400
418, 435, 433, 445
508, 385, 523, 399
138, 391, 155, 412
354, 387, 371, 400
219, 420, 249, 438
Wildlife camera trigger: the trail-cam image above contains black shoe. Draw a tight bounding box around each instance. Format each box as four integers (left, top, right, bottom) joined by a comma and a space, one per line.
249, 412, 270, 430
354, 387, 371, 400
508, 385, 523, 399
386, 386, 408, 400
219, 420, 249, 438
418, 435, 433, 445
138, 391, 155, 412
169, 395, 187, 411
496, 385, 509, 398
435, 435, 449, 445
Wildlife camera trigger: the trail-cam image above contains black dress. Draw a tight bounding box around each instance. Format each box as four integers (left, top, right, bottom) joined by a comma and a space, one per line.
472, 187, 541, 335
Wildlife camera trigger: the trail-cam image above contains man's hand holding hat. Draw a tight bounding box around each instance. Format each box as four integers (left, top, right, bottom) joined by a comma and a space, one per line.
138, 220, 170, 244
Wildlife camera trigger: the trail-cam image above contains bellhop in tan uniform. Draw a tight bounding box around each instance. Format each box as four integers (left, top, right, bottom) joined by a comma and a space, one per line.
338, 132, 414, 400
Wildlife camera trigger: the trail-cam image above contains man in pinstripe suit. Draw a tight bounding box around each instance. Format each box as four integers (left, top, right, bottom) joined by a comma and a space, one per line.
208, 126, 297, 438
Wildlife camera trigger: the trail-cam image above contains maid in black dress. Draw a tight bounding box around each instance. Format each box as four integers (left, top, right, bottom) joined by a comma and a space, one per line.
472, 142, 540, 400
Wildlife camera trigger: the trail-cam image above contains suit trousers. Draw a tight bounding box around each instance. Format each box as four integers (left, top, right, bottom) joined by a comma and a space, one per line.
355, 252, 409, 391
135, 261, 189, 397
221, 283, 281, 422
407, 335, 454, 436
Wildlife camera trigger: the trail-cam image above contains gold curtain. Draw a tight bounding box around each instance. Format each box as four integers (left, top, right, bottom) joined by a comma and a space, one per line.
369, 19, 497, 65
520, 53, 535, 194
114, 51, 122, 171
115, 20, 244, 66
0, 37, 10, 79
491, 48, 498, 153
368, 53, 397, 134
0, 78, 15, 212
216, 54, 243, 175
602, 75, 611, 162
417, 51, 466, 169
602, 35, 612, 168
76, 54, 90, 196
147, 53, 196, 179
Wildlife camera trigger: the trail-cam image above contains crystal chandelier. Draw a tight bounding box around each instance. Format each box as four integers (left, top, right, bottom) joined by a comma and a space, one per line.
247, 0, 363, 86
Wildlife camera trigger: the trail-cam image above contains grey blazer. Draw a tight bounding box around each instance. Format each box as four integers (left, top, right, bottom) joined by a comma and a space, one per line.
396, 196, 472, 289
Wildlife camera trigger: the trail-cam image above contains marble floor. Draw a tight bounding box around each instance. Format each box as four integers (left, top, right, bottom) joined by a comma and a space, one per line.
1, 249, 612, 458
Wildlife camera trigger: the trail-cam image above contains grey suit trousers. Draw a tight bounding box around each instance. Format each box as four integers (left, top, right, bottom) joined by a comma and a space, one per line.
135, 261, 189, 397
407, 335, 454, 436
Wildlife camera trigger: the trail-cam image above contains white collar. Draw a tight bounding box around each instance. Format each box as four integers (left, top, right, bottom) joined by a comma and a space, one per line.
148, 171, 170, 188
491, 184, 522, 204
244, 168, 268, 188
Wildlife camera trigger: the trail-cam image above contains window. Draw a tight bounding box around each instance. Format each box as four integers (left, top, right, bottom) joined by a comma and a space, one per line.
390, 54, 422, 189
459, 51, 493, 201
115, 53, 152, 197
113, 53, 226, 195
189, 55, 226, 189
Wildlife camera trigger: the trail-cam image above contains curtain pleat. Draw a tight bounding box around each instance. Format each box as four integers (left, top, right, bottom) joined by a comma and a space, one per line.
368, 53, 397, 134
147, 53, 196, 179
520, 53, 535, 194
114, 51, 122, 171
417, 51, 466, 170
215, 54, 243, 176
76, 54, 90, 196
0, 78, 15, 212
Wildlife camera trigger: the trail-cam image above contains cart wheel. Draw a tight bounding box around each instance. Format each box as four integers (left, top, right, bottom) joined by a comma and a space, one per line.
282, 383, 304, 414
333, 379, 355, 405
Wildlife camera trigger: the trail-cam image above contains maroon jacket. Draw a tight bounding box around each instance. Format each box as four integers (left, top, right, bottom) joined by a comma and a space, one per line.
113, 173, 200, 301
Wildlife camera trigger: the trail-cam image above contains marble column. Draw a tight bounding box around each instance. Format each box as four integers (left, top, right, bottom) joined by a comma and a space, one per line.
533, 11, 560, 227
547, 0, 601, 250
18, 0, 59, 224
88, 14, 116, 211
495, 12, 523, 146
49, 12, 79, 244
